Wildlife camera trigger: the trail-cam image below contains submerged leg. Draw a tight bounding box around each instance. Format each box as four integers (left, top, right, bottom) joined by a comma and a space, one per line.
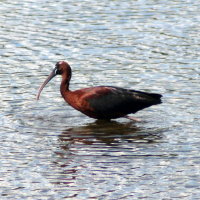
124, 115, 142, 122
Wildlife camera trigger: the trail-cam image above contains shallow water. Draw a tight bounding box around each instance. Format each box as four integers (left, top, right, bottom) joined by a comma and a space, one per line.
0, 0, 200, 199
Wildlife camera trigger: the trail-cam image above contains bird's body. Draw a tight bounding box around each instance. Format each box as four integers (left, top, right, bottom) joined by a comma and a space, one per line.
62, 86, 161, 119
37, 61, 162, 120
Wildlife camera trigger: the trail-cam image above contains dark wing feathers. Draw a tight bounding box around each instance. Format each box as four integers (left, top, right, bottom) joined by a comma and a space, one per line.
130, 89, 162, 101
87, 86, 162, 118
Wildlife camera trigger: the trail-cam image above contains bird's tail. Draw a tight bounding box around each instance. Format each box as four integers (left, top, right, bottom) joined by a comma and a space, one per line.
133, 90, 162, 104
147, 93, 162, 103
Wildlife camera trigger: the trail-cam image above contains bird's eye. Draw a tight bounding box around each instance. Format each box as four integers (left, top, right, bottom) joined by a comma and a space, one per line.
54, 68, 58, 74
54, 67, 62, 75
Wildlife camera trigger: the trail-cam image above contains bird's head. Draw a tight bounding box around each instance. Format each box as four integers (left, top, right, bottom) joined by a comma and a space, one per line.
36, 61, 71, 100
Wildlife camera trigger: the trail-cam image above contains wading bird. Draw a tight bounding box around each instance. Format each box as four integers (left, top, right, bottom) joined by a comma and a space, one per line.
37, 61, 162, 120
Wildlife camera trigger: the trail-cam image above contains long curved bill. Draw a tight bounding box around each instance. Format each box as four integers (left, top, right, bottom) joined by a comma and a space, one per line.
36, 68, 57, 100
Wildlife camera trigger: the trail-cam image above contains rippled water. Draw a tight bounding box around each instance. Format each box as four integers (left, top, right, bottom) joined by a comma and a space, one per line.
1, 0, 200, 199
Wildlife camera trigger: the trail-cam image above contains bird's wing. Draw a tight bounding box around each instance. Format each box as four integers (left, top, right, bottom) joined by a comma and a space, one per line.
85, 86, 161, 117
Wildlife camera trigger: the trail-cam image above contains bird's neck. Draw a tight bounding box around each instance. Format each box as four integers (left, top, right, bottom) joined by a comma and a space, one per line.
60, 75, 71, 98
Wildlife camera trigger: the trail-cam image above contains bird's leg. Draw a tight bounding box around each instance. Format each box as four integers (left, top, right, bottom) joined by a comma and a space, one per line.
124, 115, 142, 122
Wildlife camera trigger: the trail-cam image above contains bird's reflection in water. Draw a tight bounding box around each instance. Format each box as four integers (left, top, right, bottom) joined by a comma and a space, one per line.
51, 121, 164, 186
58, 120, 163, 151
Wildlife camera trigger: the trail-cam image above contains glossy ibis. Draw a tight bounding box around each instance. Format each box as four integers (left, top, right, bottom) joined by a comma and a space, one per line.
37, 61, 162, 120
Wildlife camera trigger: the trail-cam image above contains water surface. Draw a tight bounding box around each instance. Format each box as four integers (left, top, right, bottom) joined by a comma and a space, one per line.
0, 0, 200, 199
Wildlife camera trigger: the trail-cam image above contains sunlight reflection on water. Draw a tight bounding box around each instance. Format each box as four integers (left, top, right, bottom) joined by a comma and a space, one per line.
0, 0, 200, 199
